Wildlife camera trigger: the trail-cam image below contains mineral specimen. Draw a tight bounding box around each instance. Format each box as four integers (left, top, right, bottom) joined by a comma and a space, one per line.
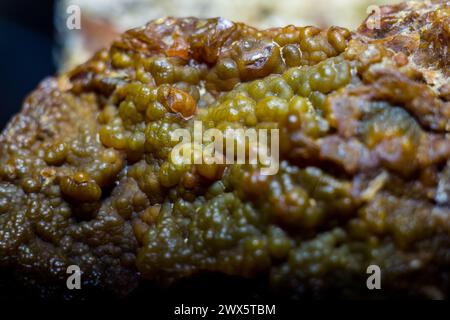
0, 0, 449, 299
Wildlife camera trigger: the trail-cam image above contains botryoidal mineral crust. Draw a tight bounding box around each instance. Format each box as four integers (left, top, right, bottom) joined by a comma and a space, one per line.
1, 0, 449, 299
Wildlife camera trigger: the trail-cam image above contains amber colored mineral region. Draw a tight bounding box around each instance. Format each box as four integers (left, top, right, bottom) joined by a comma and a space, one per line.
1, 0, 450, 299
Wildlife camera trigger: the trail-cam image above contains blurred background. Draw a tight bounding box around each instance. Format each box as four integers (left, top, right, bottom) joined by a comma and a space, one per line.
0, 0, 55, 129
0, 0, 401, 129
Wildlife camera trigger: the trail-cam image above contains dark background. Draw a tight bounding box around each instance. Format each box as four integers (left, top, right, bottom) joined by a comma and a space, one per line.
0, 0, 56, 130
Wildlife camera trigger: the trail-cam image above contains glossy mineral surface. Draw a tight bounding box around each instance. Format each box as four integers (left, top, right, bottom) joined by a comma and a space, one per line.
1, 0, 449, 299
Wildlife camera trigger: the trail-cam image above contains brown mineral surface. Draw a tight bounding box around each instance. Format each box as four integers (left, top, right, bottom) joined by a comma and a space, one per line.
1, 0, 449, 300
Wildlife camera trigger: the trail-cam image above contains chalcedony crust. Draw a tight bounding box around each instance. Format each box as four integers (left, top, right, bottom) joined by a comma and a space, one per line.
1, 0, 449, 299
